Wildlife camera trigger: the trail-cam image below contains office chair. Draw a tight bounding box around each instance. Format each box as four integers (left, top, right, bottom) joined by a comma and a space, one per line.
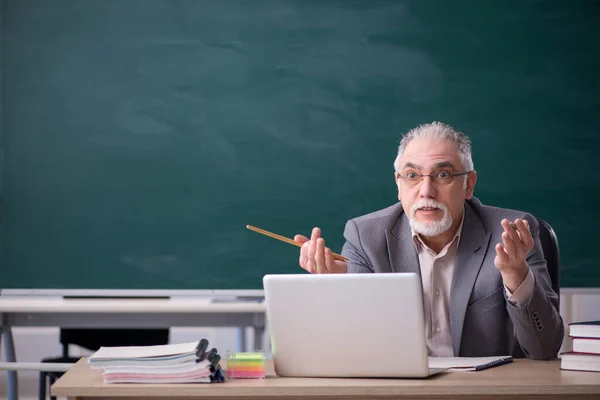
536, 217, 561, 300
39, 328, 169, 400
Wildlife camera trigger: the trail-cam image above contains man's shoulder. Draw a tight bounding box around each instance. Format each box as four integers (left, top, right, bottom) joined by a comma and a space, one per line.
468, 197, 538, 230
343, 202, 404, 245
348, 202, 405, 230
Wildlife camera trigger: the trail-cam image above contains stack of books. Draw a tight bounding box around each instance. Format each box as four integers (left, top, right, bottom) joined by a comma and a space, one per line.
88, 339, 224, 383
561, 321, 600, 373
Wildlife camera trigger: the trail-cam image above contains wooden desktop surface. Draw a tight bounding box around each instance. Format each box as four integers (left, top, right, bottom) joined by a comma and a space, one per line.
52, 358, 600, 400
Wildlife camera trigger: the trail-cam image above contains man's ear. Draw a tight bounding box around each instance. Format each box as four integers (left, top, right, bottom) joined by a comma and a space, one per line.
394, 172, 402, 199
465, 170, 477, 199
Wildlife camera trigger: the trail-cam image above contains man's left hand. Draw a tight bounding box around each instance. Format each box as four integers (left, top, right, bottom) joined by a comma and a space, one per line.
494, 218, 534, 292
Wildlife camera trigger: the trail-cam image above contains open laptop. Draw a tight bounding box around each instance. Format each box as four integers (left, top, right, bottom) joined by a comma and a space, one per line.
263, 273, 447, 378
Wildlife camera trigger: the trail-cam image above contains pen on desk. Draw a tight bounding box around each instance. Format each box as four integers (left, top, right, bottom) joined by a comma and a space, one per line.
246, 225, 349, 262
474, 356, 513, 371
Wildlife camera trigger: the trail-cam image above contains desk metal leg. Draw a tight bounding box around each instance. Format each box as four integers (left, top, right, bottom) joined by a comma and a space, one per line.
252, 312, 267, 352
253, 325, 264, 351
1, 326, 18, 400
240, 327, 248, 352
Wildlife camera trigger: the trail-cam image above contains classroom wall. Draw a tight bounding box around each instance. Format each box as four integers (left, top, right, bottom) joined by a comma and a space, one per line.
1, 292, 600, 397
3, 0, 600, 291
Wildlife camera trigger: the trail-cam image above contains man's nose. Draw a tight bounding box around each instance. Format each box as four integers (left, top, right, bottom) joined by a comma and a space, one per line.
419, 175, 436, 198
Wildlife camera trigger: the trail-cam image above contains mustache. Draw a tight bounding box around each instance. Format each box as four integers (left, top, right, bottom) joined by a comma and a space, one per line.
410, 199, 448, 214
411, 199, 447, 211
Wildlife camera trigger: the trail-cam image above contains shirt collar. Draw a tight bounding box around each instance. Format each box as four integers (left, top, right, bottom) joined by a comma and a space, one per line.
411, 212, 465, 254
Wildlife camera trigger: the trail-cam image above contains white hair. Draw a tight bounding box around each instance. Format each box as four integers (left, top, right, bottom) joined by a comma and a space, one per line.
393, 121, 474, 173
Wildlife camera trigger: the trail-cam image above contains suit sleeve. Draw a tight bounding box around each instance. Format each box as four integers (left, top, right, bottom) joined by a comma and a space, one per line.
504, 268, 535, 306
505, 214, 564, 360
341, 219, 374, 273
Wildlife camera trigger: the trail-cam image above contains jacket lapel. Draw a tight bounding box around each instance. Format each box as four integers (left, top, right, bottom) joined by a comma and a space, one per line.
449, 203, 491, 355
385, 212, 420, 276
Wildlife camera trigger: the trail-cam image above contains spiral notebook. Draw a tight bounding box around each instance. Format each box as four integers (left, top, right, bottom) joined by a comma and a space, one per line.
429, 356, 513, 372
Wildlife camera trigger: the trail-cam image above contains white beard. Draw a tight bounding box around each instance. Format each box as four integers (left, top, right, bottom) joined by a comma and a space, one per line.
409, 199, 452, 237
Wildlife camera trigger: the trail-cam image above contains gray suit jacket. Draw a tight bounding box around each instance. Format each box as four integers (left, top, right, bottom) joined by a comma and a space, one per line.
341, 196, 563, 360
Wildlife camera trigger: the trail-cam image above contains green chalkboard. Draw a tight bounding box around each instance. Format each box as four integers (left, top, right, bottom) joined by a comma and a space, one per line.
1, 0, 599, 289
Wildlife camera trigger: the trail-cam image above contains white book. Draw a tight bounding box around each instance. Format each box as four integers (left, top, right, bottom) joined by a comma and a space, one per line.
89, 341, 199, 361
103, 360, 211, 375
103, 361, 214, 384
89, 354, 199, 369
560, 352, 600, 373
568, 321, 600, 339
572, 338, 600, 354
104, 375, 212, 384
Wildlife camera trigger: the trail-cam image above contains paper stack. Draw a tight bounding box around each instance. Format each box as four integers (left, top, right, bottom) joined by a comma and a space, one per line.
88, 339, 224, 383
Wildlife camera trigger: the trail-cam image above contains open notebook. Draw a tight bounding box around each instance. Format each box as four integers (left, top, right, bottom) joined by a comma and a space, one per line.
429, 356, 513, 371
88, 339, 224, 383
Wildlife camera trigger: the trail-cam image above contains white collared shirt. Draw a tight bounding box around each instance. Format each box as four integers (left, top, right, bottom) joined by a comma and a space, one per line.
412, 217, 534, 356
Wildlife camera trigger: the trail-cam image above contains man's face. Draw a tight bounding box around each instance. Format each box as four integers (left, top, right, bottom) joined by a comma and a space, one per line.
395, 138, 477, 237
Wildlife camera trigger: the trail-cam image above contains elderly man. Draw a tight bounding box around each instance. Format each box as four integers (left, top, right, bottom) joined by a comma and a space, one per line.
295, 122, 563, 360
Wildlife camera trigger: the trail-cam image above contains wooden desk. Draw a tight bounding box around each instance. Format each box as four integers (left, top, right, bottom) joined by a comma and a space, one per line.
52, 358, 600, 400
0, 295, 266, 400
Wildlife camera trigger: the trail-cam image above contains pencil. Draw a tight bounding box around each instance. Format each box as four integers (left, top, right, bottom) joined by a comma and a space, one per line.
246, 225, 349, 262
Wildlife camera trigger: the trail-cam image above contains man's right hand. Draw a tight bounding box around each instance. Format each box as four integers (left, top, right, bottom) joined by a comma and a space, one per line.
294, 227, 348, 274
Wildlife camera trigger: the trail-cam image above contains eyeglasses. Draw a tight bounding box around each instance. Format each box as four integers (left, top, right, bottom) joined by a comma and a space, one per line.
398, 170, 472, 187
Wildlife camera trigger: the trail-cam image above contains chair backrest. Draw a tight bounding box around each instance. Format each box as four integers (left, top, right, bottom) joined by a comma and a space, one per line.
60, 328, 169, 357
536, 217, 560, 299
